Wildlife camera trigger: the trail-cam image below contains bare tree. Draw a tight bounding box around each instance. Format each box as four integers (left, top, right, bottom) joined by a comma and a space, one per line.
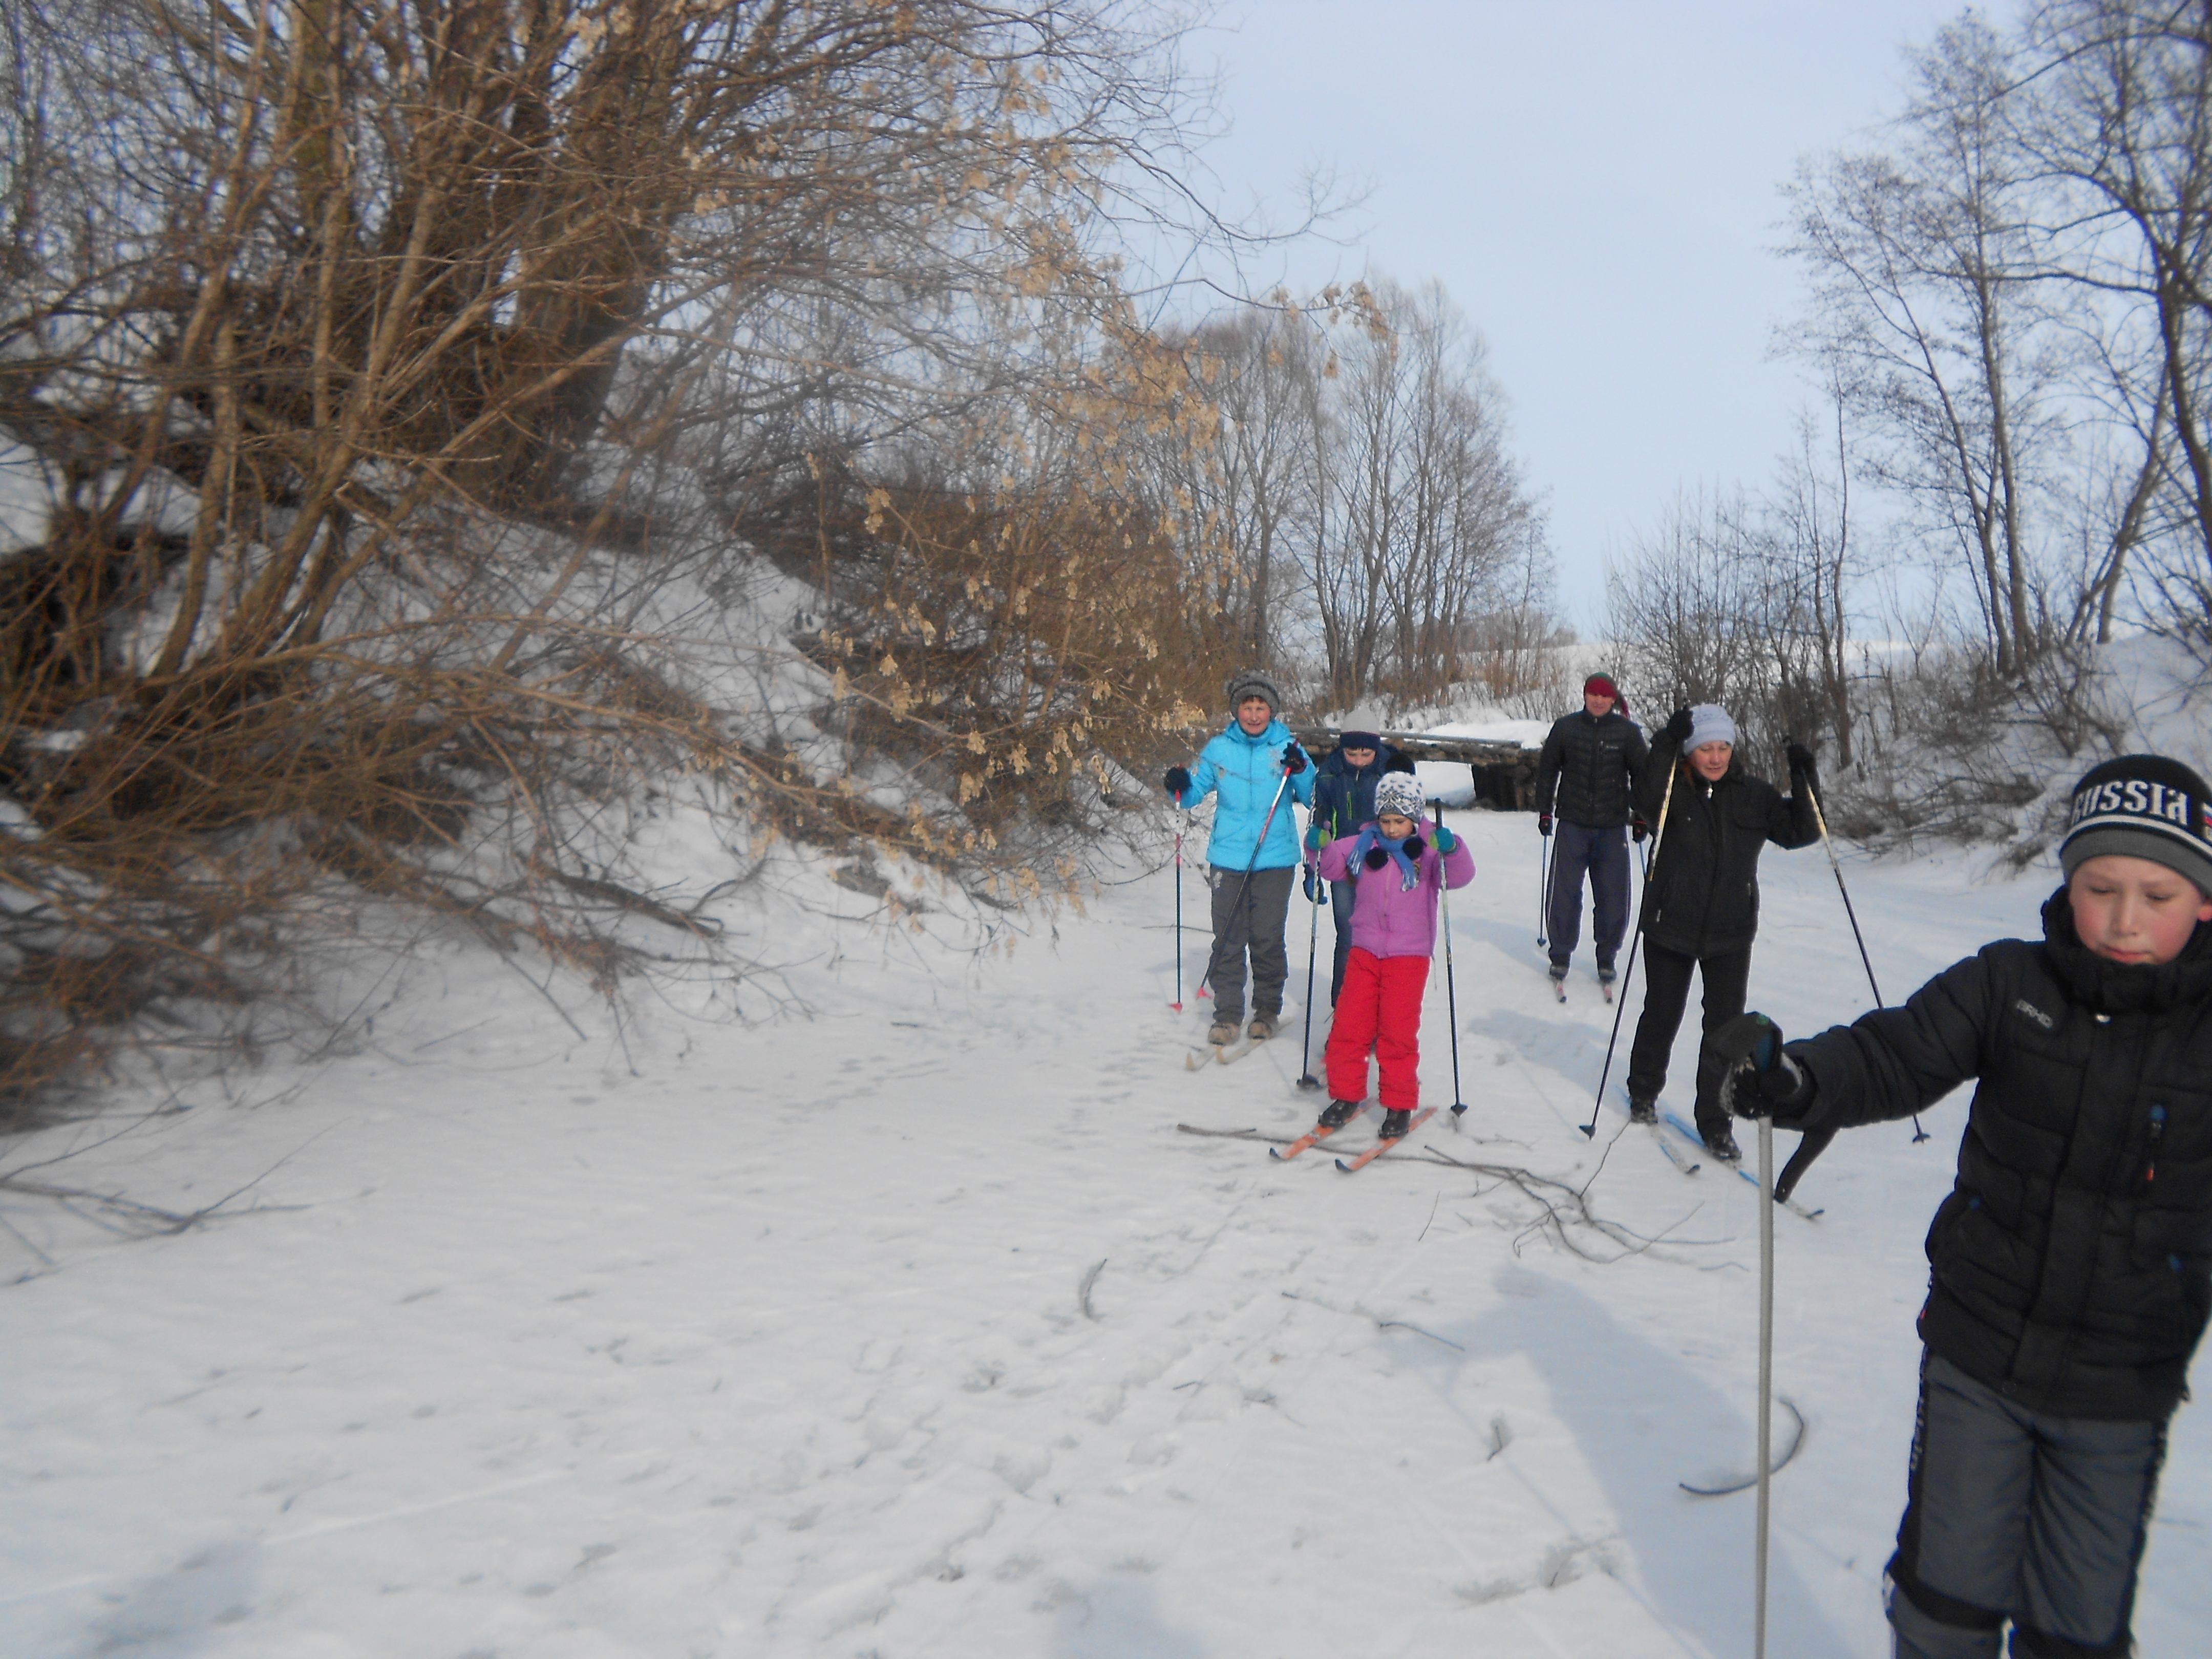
1308, 276, 1543, 708
1781, 17, 2069, 675
1765, 382, 1867, 763
0, 0, 1246, 1105
2016, 0, 2212, 640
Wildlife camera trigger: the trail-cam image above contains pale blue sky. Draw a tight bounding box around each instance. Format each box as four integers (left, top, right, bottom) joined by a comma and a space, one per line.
1183, 0, 1995, 629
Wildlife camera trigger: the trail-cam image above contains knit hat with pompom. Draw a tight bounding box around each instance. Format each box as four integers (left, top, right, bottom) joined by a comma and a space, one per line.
1373, 772, 1425, 823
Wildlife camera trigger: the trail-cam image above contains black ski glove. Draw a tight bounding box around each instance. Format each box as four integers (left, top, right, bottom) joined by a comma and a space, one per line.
1302, 862, 1323, 902
1164, 765, 1192, 798
1538, 813, 1554, 837
1657, 706, 1694, 752
1785, 740, 1817, 778
1631, 816, 1650, 843
1281, 741, 1308, 776
1712, 1012, 1815, 1123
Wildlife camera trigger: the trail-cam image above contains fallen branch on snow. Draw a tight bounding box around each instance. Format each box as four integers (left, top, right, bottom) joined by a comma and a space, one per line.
1677, 1398, 1807, 1496
1179, 1123, 1719, 1264
1280, 1288, 1464, 1351
1078, 1258, 1105, 1322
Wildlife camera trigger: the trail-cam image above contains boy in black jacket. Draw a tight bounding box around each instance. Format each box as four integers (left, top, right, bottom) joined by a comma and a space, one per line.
1720, 754, 2212, 1659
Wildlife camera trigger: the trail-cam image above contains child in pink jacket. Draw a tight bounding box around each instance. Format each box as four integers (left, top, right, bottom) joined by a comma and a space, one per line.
1310, 772, 1475, 1139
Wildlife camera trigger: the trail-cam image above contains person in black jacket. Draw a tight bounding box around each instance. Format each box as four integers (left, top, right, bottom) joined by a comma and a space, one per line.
1623, 702, 1817, 1157
1303, 708, 1416, 1005
1533, 671, 1649, 991
1718, 753, 2212, 1659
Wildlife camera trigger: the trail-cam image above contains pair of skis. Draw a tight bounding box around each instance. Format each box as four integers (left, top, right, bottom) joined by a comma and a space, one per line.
1270, 1104, 1437, 1172
1550, 971, 1615, 1005
1186, 1031, 1265, 1070
1650, 1104, 1823, 1221
1184, 1003, 1331, 1071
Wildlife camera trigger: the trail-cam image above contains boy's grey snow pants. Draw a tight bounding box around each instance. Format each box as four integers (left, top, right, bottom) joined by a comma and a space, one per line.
1205, 864, 1294, 1024
1887, 1353, 2166, 1659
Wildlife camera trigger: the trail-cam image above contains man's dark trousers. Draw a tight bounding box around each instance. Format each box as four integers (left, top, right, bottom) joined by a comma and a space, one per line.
1887, 1353, 2165, 1657
1545, 820, 1630, 975
1206, 865, 1295, 1023
1624, 942, 1751, 1136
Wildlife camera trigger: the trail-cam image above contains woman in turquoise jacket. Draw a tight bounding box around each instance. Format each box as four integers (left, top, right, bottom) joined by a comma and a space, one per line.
1163, 669, 1313, 1045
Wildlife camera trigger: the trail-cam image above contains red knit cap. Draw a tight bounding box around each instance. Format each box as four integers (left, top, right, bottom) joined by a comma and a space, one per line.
1584, 672, 1619, 700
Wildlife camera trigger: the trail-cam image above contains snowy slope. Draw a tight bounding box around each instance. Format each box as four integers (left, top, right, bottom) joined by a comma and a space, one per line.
3, 811, 2207, 1657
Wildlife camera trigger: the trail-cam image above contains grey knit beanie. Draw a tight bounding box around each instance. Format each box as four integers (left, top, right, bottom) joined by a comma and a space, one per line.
1686, 704, 1737, 753
1225, 668, 1285, 715
1338, 704, 1386, 751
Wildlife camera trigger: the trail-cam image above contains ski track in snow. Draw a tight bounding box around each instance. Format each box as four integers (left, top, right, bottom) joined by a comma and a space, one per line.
2, 813, 2208, 1657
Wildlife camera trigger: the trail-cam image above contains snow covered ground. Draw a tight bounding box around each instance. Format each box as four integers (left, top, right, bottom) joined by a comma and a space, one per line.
4, 809, 2208, 1657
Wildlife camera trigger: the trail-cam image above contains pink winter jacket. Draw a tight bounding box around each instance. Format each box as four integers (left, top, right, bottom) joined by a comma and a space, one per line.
1315, 828, 1476, 960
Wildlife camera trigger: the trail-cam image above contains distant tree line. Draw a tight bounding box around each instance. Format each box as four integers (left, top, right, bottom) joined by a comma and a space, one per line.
1155, 278, 1556, 715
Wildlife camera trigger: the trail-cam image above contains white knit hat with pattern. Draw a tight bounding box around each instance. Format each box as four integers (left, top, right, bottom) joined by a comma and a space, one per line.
1373, 772, 1424, 822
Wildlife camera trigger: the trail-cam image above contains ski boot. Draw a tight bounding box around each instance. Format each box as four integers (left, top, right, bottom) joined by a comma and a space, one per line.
1377, 1109, 1412, 1140
1318, 1099, 1360, 1131
1702, 1125, 1743, 1164
1627, 1094, 1657, 1125
1207, 1019, 1239, 1046
1246, 1014, 1277, 1041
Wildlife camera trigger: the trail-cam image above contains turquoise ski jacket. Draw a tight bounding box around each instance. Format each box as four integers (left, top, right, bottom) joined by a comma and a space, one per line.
1171, 717, 1313, 871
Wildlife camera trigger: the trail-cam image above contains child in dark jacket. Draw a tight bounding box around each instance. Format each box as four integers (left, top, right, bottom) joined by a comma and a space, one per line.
1718, 753, 2212, 1659
1309, 772, 1475, 1141
1304, 707, 1416, 1006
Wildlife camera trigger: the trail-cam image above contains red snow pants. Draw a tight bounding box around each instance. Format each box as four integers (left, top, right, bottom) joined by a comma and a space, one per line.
1324, 947, 1429, 1110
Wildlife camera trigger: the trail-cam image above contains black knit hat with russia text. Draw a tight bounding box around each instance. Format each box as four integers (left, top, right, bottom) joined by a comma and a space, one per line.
2058, 754, 2212, 898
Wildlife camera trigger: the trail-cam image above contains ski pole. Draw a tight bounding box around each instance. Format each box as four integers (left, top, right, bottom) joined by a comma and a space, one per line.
1799, 750, 1928, 1145
1582, 757, 1678, 1138
1171, 817, 1187, 1011
1536, 827, 1552, 948
1536, 776, 1559, 948
1435, 801, 1467, 1124
1296, 851, 1324, 1091
1756, 1111, 1776, 1659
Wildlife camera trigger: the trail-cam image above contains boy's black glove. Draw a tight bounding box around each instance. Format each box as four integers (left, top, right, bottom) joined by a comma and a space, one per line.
1712, 1012, 1815, 1123
1631, 815, 1650, 843
1384, 751, 1416, 774
1658, 706, 1694, 751
1537, 813, 1554, 837
1164, 765, 1192, 797
1302, 862, 1323, 902
1281, 741, 1308, 776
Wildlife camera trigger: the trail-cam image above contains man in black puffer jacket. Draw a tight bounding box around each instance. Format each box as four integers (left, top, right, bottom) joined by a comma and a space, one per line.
1717, 753, 2212, 1659
1533, 671, 1649, 990
1623, 703, 1818, 1154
